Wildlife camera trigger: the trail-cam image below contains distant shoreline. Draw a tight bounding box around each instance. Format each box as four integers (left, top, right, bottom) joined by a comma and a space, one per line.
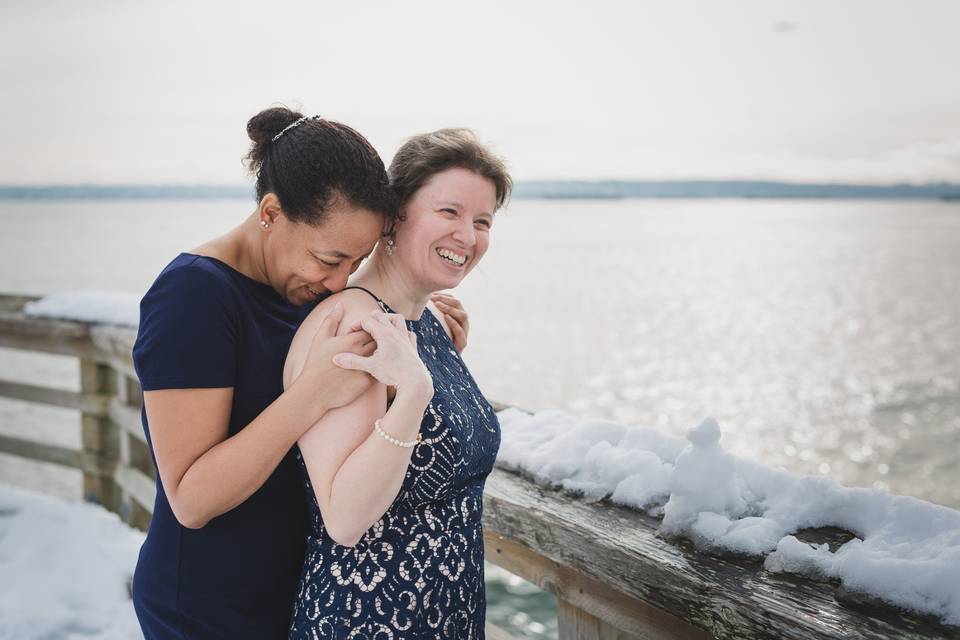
1, 181, 959, 201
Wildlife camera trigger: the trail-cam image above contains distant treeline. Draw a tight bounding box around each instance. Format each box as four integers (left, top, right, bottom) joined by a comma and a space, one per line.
1, 181, 959, 200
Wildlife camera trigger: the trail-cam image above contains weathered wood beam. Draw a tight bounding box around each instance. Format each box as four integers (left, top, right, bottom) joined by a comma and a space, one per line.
108, 398, 147, 445
558, 601, 637, 640
80, 360, 122, 510
90, 325, 136, 378
0, 310, 99, 360
482, 467, 958, 640
0, 379, 110, 415
113, 464, 156, 513
0, 434, 83, 469
484, 531, 709, 640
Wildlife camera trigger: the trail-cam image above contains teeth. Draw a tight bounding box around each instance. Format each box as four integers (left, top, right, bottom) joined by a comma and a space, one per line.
436, 248, 466, 266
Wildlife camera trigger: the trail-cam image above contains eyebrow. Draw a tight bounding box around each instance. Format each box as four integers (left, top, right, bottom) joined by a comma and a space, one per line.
436, 200, 464, 208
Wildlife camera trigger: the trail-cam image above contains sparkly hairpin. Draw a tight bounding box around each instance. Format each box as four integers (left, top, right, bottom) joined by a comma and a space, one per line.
271, 114, 322, 143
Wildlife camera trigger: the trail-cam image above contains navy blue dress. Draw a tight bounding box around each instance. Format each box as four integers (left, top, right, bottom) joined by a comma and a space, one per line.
288, 288, 501, 639
132, 253, 311, 639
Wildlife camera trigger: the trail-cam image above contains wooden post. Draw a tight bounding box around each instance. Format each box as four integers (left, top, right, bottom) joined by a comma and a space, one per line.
113, 369, 134, 523
80, 359, 121, 512
559, 601, 637, 640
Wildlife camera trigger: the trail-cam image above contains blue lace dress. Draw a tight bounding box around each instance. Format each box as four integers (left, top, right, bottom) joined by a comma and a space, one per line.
289, 289, 501, 639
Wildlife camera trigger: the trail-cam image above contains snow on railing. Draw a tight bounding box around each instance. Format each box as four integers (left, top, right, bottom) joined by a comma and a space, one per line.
497, 409, 960, 627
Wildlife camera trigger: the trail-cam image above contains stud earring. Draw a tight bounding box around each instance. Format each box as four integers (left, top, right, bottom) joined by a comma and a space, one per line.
385, 236, 396, 256
260, 220, 270, 229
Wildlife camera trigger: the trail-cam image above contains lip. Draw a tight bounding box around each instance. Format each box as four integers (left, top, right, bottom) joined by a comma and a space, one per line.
305, 285, 324, 301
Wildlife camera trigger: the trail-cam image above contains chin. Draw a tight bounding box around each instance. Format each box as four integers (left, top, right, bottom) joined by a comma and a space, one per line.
431, 274, 466, 292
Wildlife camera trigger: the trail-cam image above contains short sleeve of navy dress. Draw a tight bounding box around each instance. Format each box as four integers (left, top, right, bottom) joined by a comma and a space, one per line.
131, 253, 312, 640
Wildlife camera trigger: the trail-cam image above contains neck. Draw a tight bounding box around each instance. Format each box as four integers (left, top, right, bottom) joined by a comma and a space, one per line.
196, 212, 272, 286
351, 249, 432, 319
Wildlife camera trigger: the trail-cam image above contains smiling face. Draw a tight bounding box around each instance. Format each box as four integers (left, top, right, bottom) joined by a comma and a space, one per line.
392, 167, 497, 292
264, 198, 384, 305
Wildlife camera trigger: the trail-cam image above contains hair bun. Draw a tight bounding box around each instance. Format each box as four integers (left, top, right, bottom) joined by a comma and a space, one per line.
245, 106, 304, 172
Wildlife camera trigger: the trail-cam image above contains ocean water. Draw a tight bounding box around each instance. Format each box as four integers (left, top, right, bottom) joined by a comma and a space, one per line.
1, 198, 959, 636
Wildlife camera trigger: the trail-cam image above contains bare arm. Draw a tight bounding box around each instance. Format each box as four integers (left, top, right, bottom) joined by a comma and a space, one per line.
146, 306, 375, 529
287, 296, 433, 546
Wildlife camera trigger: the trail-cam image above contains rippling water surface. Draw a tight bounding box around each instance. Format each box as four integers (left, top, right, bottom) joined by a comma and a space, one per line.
1, 198, 958, 636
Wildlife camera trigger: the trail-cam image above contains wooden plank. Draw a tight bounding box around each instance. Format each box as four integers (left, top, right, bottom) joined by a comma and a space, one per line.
114, 464, 156, 513
482, 467, 959, 640
0, 379, 110, 415
109, 398, 147, 445
484, 531, 709, 640
0, 433, 82, 469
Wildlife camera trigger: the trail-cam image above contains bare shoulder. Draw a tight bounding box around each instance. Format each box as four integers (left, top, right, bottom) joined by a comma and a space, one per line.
299, 288, 382, 337
284, 289, 382, 389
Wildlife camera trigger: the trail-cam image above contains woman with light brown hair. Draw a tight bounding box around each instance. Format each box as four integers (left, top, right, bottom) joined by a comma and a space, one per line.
285, 128, 511, 638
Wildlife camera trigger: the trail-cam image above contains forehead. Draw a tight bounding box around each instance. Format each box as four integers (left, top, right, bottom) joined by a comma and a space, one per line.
416, 167, 497, 211
296, 206, 383, 256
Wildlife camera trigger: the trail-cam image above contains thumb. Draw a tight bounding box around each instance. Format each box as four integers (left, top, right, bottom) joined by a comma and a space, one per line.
316, 302, 344, 339
333, 351, 372, 374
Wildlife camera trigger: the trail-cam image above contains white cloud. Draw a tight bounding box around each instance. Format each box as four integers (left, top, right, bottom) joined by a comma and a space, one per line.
1, 0, 958, 183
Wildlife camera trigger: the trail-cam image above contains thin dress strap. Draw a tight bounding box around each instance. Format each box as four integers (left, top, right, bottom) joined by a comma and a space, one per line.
341, 286, 392, 313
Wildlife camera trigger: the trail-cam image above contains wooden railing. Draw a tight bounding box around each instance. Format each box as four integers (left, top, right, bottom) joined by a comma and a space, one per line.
1, 292, 957, 640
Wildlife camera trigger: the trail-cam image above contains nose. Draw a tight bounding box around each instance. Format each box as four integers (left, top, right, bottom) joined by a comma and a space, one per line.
452, 218, 476, 247
322, 265, 351, 293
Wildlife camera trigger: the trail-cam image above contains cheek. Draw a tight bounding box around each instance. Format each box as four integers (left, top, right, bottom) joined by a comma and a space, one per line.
474, 233, 491, 261
289, 259, 325, 284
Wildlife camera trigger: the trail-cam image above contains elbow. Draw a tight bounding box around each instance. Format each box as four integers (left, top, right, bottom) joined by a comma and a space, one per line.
168, 495, 211, 530
177, 513, 210, 530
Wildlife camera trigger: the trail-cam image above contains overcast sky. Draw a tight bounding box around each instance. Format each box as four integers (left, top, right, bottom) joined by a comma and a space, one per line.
1, 0, 957, 184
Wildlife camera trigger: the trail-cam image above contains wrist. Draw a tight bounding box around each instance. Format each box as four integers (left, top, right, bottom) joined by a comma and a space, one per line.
288, 373, 330, 421
395, 377, 433, 405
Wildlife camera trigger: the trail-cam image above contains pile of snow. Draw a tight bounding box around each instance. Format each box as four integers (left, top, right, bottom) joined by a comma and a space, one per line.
24, 291, 140, 327
496, 409, 960, 627
0, 485, 144, 640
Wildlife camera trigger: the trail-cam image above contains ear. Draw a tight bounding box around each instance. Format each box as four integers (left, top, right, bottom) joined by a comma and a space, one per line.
258, 193, 284, 226
383, 207, 406, 237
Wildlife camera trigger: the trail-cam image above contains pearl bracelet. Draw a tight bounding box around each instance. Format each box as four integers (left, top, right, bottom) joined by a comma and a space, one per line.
374, 419, 422, 448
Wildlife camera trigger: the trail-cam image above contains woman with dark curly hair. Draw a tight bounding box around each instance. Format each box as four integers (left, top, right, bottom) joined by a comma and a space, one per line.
131, 108, 470, 639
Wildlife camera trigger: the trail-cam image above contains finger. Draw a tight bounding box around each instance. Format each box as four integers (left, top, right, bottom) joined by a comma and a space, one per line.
438, 303, 468, 326
332, 352, 372, 374
357, 314, 395, 341
315, 302, 344, 339
431, 294, 463, 310
441, 306, 469, 338
446, 313, 467, 352
332, 330, 373, 352
388, 313, 408, 334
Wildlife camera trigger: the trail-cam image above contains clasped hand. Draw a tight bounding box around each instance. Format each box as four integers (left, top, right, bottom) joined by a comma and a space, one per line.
333, 311, 433, 396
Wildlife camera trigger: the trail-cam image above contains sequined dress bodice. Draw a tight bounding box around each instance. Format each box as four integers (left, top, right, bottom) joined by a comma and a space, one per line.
289, 292, 501, 639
